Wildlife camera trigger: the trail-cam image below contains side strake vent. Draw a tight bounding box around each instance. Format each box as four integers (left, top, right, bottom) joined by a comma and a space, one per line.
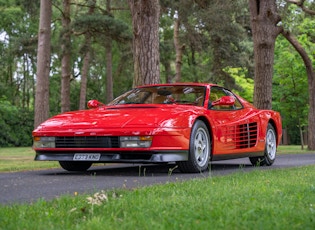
238, 122, 258, 148
222, 122, 258, 149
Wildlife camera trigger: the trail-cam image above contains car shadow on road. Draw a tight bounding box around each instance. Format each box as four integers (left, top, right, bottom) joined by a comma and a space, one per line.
40, 161, 254, 177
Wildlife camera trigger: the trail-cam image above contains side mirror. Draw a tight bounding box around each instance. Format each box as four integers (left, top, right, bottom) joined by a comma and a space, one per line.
210, 96, 235, 108
87, 100, 104, 109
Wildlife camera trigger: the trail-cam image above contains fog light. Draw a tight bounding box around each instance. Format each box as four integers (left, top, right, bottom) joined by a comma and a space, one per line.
120, 136, 152, 148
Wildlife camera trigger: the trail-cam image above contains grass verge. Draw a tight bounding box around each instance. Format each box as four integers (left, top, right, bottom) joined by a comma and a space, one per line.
0, 165, 314, 229
277, 145, 314, 154
0, 147, 59, 172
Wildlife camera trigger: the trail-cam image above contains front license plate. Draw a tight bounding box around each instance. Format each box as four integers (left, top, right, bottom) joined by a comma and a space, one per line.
73, 153, 101, 161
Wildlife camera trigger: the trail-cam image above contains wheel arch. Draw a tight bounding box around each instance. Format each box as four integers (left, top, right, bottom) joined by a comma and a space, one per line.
194, 116, 213, 155
267, 119, 279, 146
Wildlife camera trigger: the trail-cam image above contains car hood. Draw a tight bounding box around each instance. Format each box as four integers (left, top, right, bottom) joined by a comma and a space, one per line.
34, 104, 202, 132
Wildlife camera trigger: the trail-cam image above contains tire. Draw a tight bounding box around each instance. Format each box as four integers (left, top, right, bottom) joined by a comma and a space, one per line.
178, 120, 211, 173
249, 123, 277, 166
59, 161, 92, 171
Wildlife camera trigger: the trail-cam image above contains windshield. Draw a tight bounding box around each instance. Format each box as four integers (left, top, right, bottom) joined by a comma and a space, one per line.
108, 85, 206, 107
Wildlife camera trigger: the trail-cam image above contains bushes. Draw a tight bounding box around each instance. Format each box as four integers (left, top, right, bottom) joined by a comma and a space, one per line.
0, 99, 34, 147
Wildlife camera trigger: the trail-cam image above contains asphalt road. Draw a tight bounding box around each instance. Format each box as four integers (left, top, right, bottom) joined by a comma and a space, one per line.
1, 153, 315, 205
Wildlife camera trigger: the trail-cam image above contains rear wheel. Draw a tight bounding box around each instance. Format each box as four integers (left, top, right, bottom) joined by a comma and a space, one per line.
59, 161, 92, 171
178, 120, 211, 173
249, 123, 277, 166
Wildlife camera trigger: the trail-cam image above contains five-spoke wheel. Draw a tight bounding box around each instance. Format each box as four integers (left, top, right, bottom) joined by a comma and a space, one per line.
178, 120, 211, 173
249, 123, 277, 166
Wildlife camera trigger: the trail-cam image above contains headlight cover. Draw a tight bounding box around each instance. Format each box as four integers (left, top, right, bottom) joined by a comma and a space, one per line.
120, 136, 152, 148
33, 136, 56, 148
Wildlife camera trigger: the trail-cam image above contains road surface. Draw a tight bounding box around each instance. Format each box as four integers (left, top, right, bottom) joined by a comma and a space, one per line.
1, 153, 314, 205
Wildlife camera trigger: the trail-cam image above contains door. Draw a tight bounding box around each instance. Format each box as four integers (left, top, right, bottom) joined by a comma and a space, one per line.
207, 86, 259, 155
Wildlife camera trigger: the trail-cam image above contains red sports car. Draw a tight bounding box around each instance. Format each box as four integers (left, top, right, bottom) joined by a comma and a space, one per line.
32, 83, 282, 173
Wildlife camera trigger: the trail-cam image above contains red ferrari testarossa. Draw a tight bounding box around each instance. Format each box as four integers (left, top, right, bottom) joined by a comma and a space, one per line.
32, 83, 282, 173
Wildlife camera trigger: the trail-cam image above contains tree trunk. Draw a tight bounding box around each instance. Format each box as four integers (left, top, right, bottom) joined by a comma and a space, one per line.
105, 38, 113, 103
298, 118, 304, 150
281, 30, 315, 150
34, 0, 52, 128
61, 0, 71, 113
79, 0, 96, 110
128, 0, 160, 87
105, 0, 113, 103
307, 70, 315, 150
79, 36, 91, 110
174, 16, 183, 83
162, 61, 172, 83
248, 0, 282, 110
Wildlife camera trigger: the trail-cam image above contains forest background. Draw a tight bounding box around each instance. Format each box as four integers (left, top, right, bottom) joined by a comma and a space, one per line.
0, 0, 314, 149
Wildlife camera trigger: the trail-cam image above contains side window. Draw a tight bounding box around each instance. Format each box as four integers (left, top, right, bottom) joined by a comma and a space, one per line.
210, 87, 243, 110
225, 90, 243, 109
210, 87, 226, 102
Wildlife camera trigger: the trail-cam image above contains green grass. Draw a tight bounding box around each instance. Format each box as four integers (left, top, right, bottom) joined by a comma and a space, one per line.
277, 145, 314, 154
0, 147, 59, 172
0, 146, 314, 229
0, 166, 314, 230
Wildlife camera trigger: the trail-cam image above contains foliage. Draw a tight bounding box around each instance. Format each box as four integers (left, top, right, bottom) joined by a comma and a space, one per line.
159, 0, 251, 89
72, 14, 132, 42
0, 98, 33, 147
2, 1, 252, 111
0, 0, 39, 109
0, 0, 314, 146
273, 38, 309, 122
0, 166, 314, 229
224, 67, 254, 102
273, 6, 315, 144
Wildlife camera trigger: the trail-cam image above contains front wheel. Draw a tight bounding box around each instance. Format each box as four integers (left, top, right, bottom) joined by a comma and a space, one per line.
249, 123, 277, 166
59, 161, 92, 171
178, 120, 211, 173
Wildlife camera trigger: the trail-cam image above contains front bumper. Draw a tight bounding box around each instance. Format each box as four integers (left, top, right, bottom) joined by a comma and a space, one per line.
34, 150, 189, 163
